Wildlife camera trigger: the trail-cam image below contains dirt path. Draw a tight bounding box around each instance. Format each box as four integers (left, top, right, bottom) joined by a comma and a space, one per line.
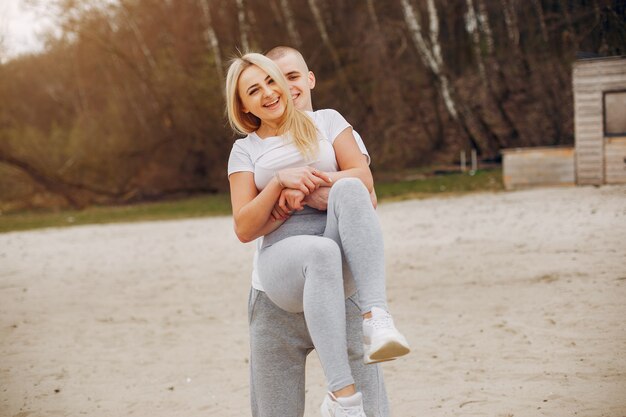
1, 185, 625, 417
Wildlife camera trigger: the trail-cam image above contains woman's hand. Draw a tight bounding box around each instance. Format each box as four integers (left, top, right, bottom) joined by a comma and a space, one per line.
281, 189, 306, 212
271, 189, 307, 221
276, 167, 332, 195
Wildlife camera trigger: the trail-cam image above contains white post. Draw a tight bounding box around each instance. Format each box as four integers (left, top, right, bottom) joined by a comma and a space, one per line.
470, 148, 478, 175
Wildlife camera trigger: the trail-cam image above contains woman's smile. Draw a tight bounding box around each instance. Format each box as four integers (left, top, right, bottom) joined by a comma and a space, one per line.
263, 96, 281, 111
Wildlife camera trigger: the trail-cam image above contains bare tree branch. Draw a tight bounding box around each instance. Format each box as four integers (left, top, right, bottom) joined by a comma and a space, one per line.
0, 149, 129, 208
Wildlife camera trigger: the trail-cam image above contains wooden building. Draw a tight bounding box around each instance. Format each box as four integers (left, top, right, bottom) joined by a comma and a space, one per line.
573, 56, 626, 185
502, 56, 626, 190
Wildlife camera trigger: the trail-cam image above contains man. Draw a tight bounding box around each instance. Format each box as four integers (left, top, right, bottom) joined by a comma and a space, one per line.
246, 46, 389, 417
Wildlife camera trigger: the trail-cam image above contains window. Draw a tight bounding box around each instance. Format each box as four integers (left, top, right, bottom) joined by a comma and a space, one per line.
604, 90, 626, 137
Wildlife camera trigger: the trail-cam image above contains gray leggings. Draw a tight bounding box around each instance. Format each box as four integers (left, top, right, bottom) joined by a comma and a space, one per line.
258, 178, 388, 392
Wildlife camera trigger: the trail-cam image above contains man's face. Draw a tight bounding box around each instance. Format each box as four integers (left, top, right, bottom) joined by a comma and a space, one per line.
273, 53, 316, 112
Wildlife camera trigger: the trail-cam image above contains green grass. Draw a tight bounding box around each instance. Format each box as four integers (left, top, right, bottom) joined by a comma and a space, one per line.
0, 168, 502, 234
376, 168, 503, 200
0, 193, 232, 234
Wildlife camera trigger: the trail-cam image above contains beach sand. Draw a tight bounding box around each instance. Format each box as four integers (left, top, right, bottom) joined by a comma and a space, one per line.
1, 185, 625, 417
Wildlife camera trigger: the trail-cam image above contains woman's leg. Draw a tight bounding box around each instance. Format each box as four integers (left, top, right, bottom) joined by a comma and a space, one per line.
324, 178, 410, 364
324, 177, 387, 313
258, 235, 354, 392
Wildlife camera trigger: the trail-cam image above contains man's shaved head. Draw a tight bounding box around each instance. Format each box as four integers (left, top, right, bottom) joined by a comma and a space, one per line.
265, 45, 316, 111
265, 46, 309, 71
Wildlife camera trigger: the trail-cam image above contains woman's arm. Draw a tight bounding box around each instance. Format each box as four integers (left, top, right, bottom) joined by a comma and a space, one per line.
229, 172, 285, 243
229, 167, 332, 242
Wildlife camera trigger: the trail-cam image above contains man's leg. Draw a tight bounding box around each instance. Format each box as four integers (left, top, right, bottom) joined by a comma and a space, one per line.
345, 293, 390, 417
249, 288, 313, 417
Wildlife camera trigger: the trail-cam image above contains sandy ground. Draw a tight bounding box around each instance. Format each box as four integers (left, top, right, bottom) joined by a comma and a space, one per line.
1, 185, 625, 417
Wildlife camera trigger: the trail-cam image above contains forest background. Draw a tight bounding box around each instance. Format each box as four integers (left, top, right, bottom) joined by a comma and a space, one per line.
0, 0, 625, 211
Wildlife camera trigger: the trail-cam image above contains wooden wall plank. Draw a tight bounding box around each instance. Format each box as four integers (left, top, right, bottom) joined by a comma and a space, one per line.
502, 148, 575, 190
605, 138, 626, 184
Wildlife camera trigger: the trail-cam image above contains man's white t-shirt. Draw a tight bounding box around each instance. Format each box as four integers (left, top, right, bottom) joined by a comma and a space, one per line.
227, 109, 370, 291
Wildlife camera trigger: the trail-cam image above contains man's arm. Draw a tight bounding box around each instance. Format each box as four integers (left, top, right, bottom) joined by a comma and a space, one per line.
304, 181, 377, 211
303, 149, 378, 211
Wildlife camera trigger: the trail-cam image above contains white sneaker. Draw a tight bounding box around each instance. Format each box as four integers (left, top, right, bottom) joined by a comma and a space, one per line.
362, 307, 410, 364
320, 392, 366, 417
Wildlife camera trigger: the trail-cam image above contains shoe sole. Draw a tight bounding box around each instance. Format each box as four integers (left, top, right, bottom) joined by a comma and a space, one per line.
364, 356, 397, 365
365, 340, 410, 364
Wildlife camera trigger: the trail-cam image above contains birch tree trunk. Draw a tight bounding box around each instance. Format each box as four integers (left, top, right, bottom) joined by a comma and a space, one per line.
465, 0, 487, 85
401, 0, 463, 133
198, 0, 224, 94
476, 0, 494, 55
236, 0, 250, 51
501, 0, 520, 47
401, 0, 509, 154
500, 0, 530, 75
279, 0, 302, 49
466, 0, 518, 146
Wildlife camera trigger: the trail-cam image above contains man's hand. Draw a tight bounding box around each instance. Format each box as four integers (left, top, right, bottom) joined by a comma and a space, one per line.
304, 187, 330, 211
303, 187, 378, 211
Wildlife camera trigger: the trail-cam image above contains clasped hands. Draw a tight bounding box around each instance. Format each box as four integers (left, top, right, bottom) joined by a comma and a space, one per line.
271, 166, 332, 221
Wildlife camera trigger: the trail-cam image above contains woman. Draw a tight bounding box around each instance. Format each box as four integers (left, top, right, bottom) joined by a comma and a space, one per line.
226, 52, 409, 417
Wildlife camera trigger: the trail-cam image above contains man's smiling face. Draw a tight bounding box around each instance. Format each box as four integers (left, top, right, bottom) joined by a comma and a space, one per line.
273, 52, 316, 112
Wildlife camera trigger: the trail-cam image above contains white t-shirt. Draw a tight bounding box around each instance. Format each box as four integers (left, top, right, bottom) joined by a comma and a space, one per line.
227, 109, 370, 291
228, 109, 369, 182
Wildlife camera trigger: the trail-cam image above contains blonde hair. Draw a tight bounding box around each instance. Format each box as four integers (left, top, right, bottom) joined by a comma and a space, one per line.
225, 52, 319, 158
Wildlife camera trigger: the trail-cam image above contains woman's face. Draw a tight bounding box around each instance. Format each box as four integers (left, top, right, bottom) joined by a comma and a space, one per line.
237, 64, 286, 126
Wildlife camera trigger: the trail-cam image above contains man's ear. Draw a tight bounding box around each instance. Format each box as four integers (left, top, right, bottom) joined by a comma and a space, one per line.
308, 71, 316, 90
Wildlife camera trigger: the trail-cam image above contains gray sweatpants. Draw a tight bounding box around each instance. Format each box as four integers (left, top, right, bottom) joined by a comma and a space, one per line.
257, 178, 388, 392
248, 288, 389, 417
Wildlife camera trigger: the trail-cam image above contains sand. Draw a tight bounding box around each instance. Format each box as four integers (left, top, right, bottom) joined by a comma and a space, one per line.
1, 185, 625, 417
